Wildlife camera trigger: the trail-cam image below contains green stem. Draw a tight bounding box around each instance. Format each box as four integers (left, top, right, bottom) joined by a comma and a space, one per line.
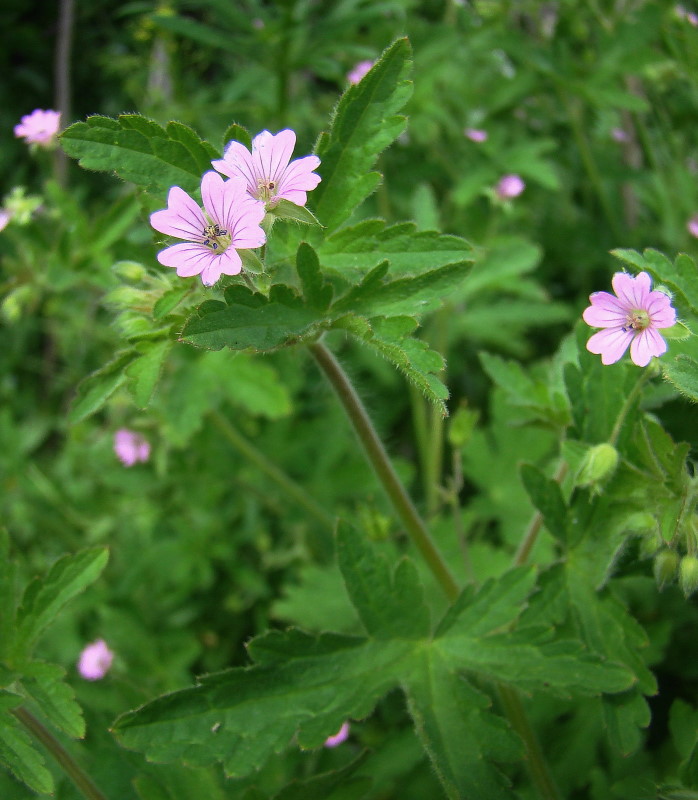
210, 410, 334, 531
53, 0, 74, 187
497, 686, 562, 800
309, 341, 459, 601
12, 707, 108, 800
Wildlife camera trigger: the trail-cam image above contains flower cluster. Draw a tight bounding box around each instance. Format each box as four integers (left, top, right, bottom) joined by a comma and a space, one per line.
151, 129, 321, 286
78, 639, 114, 680
583, 271, 676, 367
114, 429, 151, 467
14, 109, 61, 148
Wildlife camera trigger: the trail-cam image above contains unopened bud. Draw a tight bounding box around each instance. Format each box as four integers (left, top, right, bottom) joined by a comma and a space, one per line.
576, 443, 619, 487
679, 555, 698, 598
113, 260, 147, 283
654, 549, 679, 590
449, 405, 479, 449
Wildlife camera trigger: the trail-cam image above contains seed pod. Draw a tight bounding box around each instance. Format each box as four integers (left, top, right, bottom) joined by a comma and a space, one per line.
576, 443, 619, 488
654, 549, 679, 590
679, 555, 698, 598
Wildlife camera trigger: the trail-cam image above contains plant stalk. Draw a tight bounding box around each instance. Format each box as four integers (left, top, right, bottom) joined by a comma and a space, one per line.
12, 707, 108, 800
309, 341, 459, 601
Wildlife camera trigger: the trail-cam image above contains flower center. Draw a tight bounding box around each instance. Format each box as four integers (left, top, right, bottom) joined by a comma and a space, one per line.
202, 223, 230, 252
623, 309, 650, 332
256, 179, 277, 204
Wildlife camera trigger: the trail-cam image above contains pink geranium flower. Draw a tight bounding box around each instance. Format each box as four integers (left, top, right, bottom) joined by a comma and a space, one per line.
78, 639, 114, 680
114, 429, 151, 466
150, 171, 266, 286
583, 271, 676, 367
211, 129, 321, 208
495, 174, 525, 199
347, 60, 374, 84
687, 215, 698, 238
14, 109, 61, 147
324, 722, 350, 748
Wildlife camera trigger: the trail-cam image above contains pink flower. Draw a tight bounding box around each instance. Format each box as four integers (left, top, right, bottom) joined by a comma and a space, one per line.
495, 174, 525, 199
611, 128, 630, 143
688, 215, 698, 238
211, 129, 321, 208
324, 722, 350, 748
150, 171, 266, 286
583, 271, 677, 367
0, 210, 11, 232
14, 109, 61, 147
347, 60, 374, 84
464, 128, 488, 142
78, 639, 114, 680
114, 429, 151, 467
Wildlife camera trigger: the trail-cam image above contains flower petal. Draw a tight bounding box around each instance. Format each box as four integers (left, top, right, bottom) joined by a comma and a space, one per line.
151, 186, 206, 240
156, 242, 215, 277
646, 292, 676, 327
253, 129, 296, 185
612, 271, 651, 309
200, 247, 243, 286
630, 327, 667, 367
583, 291, 627, 327
586, 327, 634, 365
213, 140, 259, 193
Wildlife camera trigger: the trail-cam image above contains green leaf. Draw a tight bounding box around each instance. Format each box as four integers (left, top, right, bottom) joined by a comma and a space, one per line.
220, 123, 250, 152
60, 114, 216, 192
125, 339, 173, 409
407, 656, 520, 800
271, 757, 372, 800
520, 464, 568, 541
153, 286, 190, 320
113, 535, 632, 797
179, 290, 322, 352
15, 548, 109, 654
296, 243, 333, 312
318, 220, 473, 279
272, 199, 322, 227
68, 351, 134, 423
352, 316, 449, 413
20, 662, 84, 739
662, 355, 698, 402
313, 39, 413, 232
0, 705, 54, 795
336, 521, 430, 640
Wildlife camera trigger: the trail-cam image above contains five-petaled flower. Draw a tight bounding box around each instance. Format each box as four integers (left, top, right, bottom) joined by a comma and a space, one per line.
583, 271, 677, 367
14, 109, 61, 147
495, 174, 525, 199
211, 129, 321, 209
78, 639, 114, 680
150, 171, 266, 286
114, 429, 151, 467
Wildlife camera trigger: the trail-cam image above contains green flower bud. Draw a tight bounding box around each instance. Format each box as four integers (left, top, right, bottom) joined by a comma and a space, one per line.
448, 405, 479, 449
576, 443, 619, 488
654, 549, 679, 590
679, 555, 698, 598
112, 260, 147, 283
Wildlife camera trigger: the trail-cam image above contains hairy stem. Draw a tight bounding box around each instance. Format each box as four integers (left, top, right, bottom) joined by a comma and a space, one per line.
12, 707, 108, 800
309, 341, 459, 601
608, 369, 652, 447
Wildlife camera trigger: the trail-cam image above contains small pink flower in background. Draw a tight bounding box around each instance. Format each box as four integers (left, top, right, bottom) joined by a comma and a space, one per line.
583, 271, 677, 367
211, 129, 321, 209
347, 60, 374, 84
150, 171, 266, 286
495, 174, 525, 199
0, 210, 11, 233
251, 17, 265, 29
611, 128, 630, 143
14, 109, 61, 147
688, 215, 698, 237
78, 639, 114, 680
114, 429, 151, 466
324, 722, 350, 748
464, 128, 488, 142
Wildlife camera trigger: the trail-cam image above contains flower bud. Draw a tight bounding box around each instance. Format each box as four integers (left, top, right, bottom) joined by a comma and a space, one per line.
679, 555, 698, 598
113, 260, 147, 283
654, 549, 679, 590
449, 405, 479, 449
576, 443, 619, 488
